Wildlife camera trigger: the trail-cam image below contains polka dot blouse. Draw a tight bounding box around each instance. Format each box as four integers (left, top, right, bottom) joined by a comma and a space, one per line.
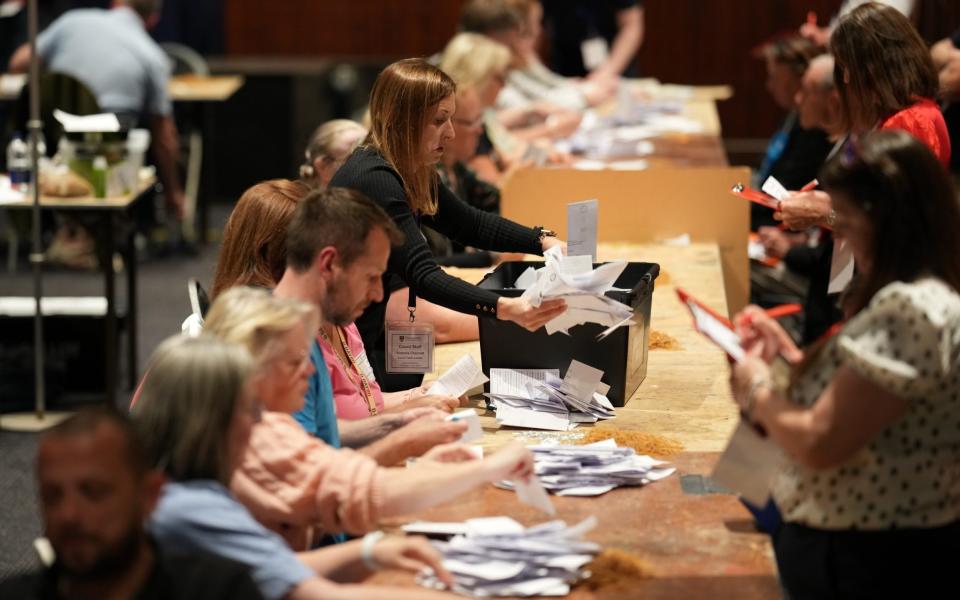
772, 278, 960, 530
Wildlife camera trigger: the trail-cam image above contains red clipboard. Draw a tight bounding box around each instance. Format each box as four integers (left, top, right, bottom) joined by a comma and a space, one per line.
730, 183, 779, 210
676, 287, 733, 329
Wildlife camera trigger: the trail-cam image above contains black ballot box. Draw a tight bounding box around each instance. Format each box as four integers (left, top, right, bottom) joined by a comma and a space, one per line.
477, 261, 659, 407
0, 299, 120, 411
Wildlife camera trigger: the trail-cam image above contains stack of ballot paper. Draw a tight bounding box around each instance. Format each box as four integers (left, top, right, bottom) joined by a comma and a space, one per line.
487, 361, 616, 432
515, 246, 634, 337
498, 439, 675, 497
410, 516, 601, 597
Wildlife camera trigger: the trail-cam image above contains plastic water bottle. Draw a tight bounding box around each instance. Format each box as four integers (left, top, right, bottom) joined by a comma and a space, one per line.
7, 134, 30, 192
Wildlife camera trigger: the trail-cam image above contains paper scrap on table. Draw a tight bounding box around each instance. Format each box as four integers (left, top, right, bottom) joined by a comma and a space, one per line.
53, 109, 121, 133
761, 175, 790, 201
609, 158, 650, 170
567, 199, 598, 261
711, 420, 784, 506
518, 246, 633, 337
497, 439, 675, 497
416, 516, 600, 598
661, 233, 691, 247
427, 354, 488, 398
446, 409, 483, 443
686, 301, 745, 362
828, 239, 855, 295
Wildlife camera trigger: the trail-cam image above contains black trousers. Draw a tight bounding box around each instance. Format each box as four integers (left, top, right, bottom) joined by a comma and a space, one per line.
774, 520, 960, 600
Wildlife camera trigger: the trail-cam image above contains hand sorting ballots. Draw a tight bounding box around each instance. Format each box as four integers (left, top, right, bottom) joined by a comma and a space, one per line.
774, 190, 833, 231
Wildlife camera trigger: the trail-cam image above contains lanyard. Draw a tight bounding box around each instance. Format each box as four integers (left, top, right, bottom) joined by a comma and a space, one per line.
319, 326, 378, 416
408, 213, 421, 323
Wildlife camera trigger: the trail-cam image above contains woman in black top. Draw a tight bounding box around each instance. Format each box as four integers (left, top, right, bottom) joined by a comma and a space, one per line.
330, 58, 566, 388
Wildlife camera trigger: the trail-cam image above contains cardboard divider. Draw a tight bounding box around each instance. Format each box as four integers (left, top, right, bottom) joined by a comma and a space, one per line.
500, 166, 751, 315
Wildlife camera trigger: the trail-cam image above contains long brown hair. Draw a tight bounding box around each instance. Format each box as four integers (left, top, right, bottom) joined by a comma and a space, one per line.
365, 58, 456, 216
211, 179, 311, 298
823, 130, 960, 317
792, 130, 960, 381
831, 2, 939, 131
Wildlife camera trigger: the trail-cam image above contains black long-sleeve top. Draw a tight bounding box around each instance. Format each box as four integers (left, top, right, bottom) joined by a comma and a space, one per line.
329, 147, 544, 345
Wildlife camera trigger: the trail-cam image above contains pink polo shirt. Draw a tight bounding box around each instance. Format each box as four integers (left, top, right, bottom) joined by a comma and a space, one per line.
317, 323, 386, 419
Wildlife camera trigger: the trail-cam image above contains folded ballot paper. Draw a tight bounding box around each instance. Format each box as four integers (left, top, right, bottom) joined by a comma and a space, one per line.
497, 439, 675, 498
409, 515, 601, 598
486, 360, 616, 432
515, 246, 634, 338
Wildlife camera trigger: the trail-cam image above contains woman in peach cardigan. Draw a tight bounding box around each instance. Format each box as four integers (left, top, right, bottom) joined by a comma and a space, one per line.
204, 286, 534, 550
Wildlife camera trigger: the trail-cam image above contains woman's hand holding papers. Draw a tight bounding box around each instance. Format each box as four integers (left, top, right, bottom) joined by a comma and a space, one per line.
483, 441, 535, 483
541, 236, 568, 255
775, 190, 833, 230
734, 305, 804, 365
497, 296, 567, 332
371, 535, 455, 586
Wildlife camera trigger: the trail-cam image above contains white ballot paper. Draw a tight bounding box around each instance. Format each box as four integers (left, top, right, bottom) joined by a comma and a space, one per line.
497, 439, 674, 498
567, 199, 598, 261
828, 239, 856, 295
428, 355, 488, 398
416, 516, 600, 598
53, 109, 121, 133
446, 409, 483, 443
761, 175, 790, 201
686, 301, 746, 363
488, 361, 616, 432
519, 246, 634, 337
711, 420, 785, 506
514, 474, 556, 515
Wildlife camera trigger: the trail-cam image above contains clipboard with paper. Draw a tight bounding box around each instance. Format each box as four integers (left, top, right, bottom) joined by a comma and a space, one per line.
676, 287, 745, 363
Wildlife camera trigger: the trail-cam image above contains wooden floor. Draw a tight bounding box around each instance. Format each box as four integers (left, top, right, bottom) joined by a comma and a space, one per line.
374, 242, 781, 598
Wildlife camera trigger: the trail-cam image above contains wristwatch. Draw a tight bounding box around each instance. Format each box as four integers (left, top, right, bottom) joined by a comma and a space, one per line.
536, 227, 557, 241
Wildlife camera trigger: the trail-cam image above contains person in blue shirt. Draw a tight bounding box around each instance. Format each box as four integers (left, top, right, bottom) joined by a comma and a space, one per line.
295, 340, 340, 447
135, 334, 458, 600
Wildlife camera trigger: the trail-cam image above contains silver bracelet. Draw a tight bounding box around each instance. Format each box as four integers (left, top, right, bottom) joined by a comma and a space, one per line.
825, 209, 837, 228
361, 530, 385, 571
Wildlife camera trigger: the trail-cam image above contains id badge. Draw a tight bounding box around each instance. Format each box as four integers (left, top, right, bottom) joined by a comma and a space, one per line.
581, 37, 609, 71
385, 321, 435, 374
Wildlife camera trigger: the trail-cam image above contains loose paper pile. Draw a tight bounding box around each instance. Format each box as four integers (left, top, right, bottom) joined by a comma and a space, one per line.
498, 439, 675, 497
516, 246, 634, 337
411, 516, 600, 597
487, 361, 616, 432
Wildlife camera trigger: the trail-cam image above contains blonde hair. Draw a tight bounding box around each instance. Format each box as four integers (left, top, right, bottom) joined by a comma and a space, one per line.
439, 32, 511, 90
300, 119, 367, 181
366, 58, 456, 216
203, 286, 318, 364
132, 334, 254, 484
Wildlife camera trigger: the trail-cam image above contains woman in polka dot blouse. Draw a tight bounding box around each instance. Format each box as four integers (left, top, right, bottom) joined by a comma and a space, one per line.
730, 130, 960, 599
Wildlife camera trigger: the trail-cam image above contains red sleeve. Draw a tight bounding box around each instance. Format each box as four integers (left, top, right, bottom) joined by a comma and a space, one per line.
880, 101, 952, 167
